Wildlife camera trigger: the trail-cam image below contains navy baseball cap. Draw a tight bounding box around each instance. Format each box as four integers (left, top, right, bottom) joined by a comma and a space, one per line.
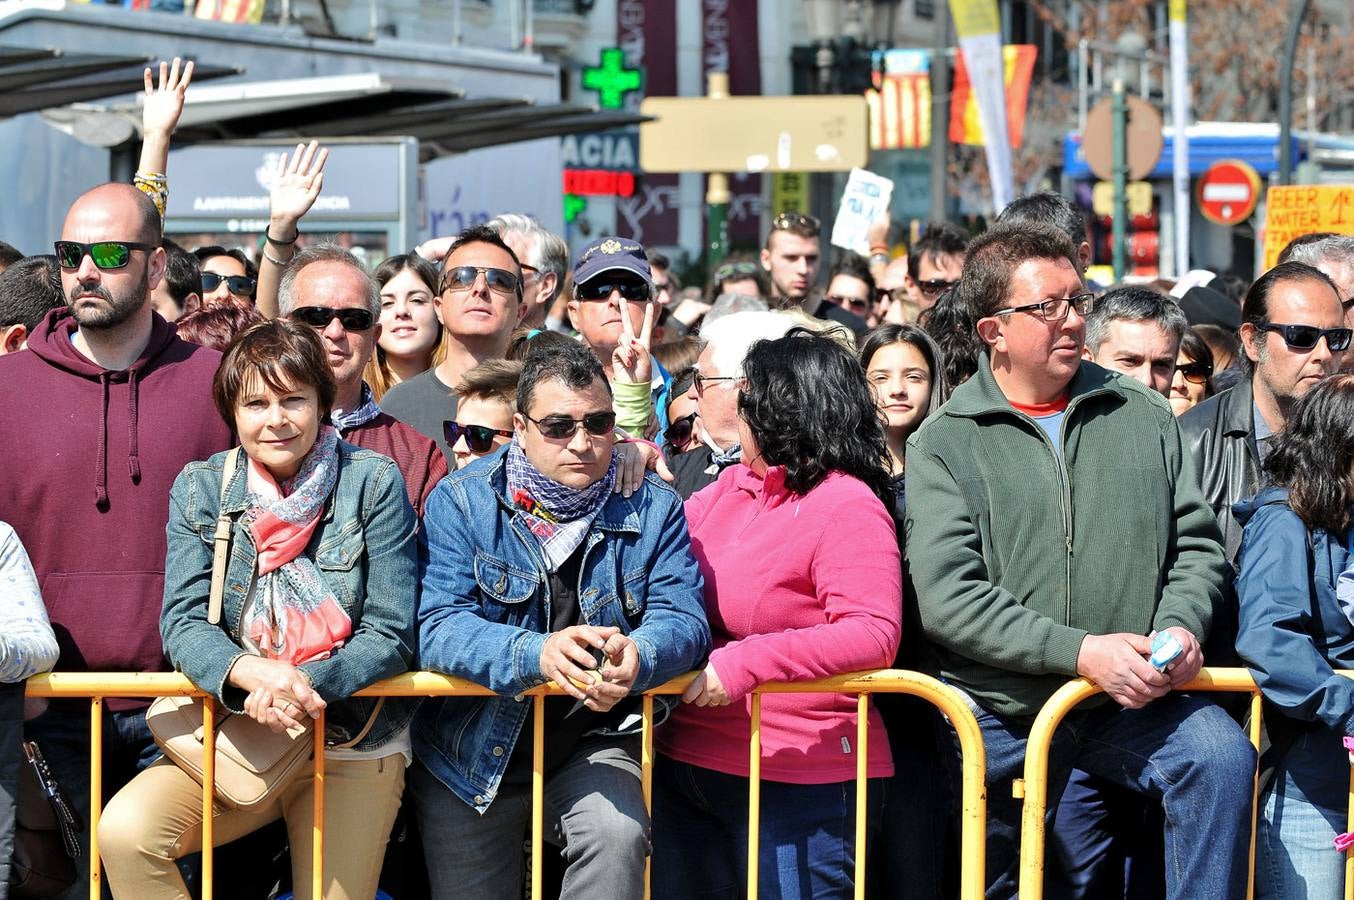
572, 236, 652, 287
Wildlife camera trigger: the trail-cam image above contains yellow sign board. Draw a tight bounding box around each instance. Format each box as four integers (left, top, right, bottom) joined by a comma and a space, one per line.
639, 95, 868, 174
1092, 180, 1154, 218
1262, 184, 1354, 270
771, 173, 809, 217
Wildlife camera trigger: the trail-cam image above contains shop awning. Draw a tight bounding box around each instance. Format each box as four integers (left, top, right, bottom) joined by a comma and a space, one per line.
0, 46, 237, 119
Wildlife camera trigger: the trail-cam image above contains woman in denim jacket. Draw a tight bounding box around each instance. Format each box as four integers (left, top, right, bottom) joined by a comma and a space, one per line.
1236, 374, 1354, 900
100, 320, 418, 900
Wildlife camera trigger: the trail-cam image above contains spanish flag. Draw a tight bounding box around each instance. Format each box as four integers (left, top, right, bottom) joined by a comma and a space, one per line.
949, 44, 1038, 148
194, 0, 265, 23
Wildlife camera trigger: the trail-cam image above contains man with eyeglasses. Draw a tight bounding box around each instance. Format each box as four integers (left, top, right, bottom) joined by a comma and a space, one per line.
668, 310, 795, 499
821, 255, 875, 337
280, 242, 447, 517
566, 236, 673, 436
412, 338, 710, 900
486, 213, 569, 331
382, 225, 527, 460
1278, 233, 1354, 372
0, 183, 233, 898
905, 222, 1253, 899
902, 221, 966, 316
1180, 260, 1348, 563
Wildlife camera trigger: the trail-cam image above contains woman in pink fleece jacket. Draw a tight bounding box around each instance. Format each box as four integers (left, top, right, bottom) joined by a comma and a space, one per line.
653, 329, 903, 900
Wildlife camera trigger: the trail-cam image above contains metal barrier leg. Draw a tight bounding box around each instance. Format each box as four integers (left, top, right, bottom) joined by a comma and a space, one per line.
1248, 692, 1262, 900
531, 696, 545, 900
1346, 763, 1354, 900
854, 693, 869, 900
202, 699, 215, 900
746, 694, 762, 899
89, 697, 102, 900
313, 711, 325, 899
642, 694, 654, 900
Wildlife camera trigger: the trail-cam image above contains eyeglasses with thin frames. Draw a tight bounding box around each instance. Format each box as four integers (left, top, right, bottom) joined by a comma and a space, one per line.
991, 292, 1096, 322
692, 372, 740, 394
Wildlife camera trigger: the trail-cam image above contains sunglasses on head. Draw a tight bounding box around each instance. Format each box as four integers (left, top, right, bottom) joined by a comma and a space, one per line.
663, 411, 697, 448
202, 272, 257, 297
443, 421, 513, 453
523, 411, 616, 441
54, 240, 156, 271
1259, 323, 1353, 353
440, 265, 521, 296
771, 212, 822, 236
576, 279, 652, 302
1176, 361, 1213, 385
290, 306, 376, 331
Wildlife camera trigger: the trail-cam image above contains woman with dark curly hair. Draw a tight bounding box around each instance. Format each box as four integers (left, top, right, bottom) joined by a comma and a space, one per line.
652, 329, 902, 900
1235, 373, 1354, 899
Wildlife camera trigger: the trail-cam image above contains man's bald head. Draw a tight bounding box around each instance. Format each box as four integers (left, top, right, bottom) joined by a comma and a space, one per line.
64, 183, 162, 245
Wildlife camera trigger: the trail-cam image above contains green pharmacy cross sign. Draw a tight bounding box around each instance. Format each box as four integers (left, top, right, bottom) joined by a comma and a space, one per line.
582, 48, 642, 109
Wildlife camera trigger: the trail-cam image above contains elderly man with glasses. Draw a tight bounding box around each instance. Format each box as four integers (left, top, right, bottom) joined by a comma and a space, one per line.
412, 337, 710, 900
905, 221, 1254, 899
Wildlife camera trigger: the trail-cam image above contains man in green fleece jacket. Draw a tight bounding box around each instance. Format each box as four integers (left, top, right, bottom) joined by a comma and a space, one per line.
904, 222, 1254, 899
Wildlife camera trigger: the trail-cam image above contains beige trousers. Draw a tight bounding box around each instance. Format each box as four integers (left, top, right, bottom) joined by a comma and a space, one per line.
98, 753, 405, 900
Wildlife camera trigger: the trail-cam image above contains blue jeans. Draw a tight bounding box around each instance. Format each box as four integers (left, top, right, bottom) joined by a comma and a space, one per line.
651, 756, 885, 900
1256, 729, 1348, 900
1047, 768, 1164, 899
871, 695, 953, 899
411, 736, 649, 900
22, 701, 160, 900
940, 692, 1254, 900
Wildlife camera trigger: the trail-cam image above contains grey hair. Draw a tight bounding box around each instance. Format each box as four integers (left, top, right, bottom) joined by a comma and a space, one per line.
277, 243, 380, 318
486, 213, 569, 304
701, 292, 770, 328
698, 310, 797, 378
1283, 234, 1354, 277
1084, 285, 1189, 354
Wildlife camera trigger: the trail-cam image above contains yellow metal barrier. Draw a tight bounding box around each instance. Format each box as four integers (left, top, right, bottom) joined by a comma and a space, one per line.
26, 668, 986, 900
1016, 667, 1266, 900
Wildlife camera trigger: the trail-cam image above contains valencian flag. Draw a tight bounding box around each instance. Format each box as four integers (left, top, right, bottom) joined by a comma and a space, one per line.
949, 44, 1038, 148
195, 0, 266, 23
866, 49, 932, 150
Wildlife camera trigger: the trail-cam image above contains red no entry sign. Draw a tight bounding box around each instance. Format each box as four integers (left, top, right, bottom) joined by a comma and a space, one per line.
1197, 159, 1262, 226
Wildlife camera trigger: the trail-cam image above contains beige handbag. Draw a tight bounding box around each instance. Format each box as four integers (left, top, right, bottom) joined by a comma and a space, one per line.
146, 449, 381, 811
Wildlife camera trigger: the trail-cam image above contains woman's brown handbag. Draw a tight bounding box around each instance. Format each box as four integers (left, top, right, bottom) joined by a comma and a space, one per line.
11, 740, 81, 899
146, 449, 381, 811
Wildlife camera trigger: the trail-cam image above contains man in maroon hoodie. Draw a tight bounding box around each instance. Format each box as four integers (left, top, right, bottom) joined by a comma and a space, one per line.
0, 183, 232, 896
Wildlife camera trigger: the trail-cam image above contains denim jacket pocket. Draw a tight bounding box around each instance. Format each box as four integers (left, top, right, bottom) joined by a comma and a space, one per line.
315, 525, 365, 609
473, 554, 539, 609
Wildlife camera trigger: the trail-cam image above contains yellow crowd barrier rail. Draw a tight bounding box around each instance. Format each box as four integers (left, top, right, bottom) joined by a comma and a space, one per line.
1015, 667, 1268, 900
25, 667, 987, 900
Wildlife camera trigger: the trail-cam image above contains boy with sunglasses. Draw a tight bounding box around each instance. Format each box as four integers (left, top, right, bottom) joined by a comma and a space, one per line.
412, 339, 710, 900
1181, 261, 1349, 563
446, 360, 520, 470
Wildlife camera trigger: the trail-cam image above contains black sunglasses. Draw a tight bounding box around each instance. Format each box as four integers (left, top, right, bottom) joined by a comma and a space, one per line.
1260, 323, 1353, 353
916, 278, 958, 298
440, 265, 521, 296
522, 411, 616, 441
576, 279, 652, 302
290, 306, 376, 331
825, 293, 871, 312
663, 411, 697, 448
1176, 361, 1213, 385
202, 272, 257, 297
443, 421, 513, 453
54, 240, 156, 271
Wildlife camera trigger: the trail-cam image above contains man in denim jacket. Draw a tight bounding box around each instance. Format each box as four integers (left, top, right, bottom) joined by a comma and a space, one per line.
412, 338, 710, 900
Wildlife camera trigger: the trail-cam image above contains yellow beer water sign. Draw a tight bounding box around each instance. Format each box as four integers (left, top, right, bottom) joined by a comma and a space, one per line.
1262, 185, 1354, 269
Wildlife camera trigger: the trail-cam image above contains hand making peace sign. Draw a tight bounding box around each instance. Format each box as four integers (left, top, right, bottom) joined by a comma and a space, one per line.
611, 295, 655, 385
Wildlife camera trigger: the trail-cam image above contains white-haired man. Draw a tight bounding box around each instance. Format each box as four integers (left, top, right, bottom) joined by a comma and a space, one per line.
670, 310, 797, 498
486, 212, 569, 330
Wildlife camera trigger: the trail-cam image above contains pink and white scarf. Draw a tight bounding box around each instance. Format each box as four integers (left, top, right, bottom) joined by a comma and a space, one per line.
240, 426, 352, 664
